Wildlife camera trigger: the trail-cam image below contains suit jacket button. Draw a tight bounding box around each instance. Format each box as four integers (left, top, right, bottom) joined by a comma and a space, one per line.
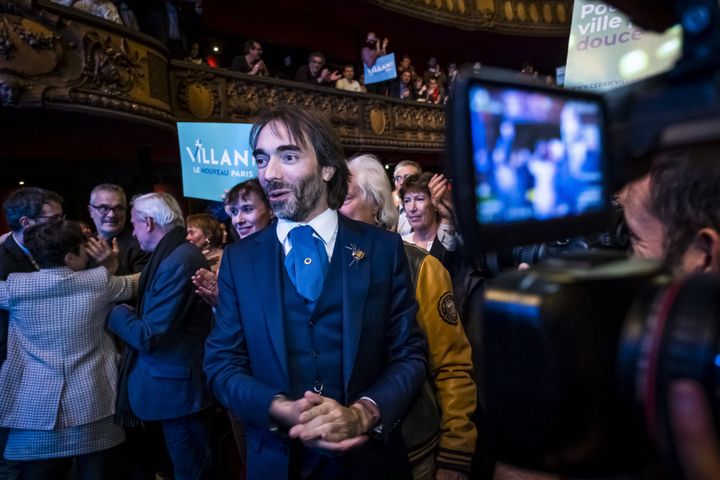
311, 350, 320, 358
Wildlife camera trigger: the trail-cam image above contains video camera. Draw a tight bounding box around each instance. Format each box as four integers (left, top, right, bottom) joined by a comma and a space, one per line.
446, 1, 720, 477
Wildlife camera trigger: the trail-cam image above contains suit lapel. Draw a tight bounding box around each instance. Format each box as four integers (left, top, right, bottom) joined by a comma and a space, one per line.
4, 236, 38, 272
338, 217, 372, 390
249, 225, 289, 382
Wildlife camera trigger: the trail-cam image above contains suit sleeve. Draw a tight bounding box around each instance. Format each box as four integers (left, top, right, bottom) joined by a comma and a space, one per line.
360, 234, 428, 437
204, 246, 283, 430
416, 255, 477, 472
108, 253, 201, 353
106, 271, 140, 303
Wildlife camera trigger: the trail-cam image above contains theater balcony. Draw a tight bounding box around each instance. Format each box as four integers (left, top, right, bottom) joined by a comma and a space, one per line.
172, 63, 445, 153
1, 0, 444, 171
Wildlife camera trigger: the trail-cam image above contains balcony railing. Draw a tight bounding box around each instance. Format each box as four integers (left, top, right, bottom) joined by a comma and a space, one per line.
1, 0, 445, 153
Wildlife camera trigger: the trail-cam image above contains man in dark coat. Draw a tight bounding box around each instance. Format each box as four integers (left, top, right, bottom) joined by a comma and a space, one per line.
204, 106, 427, 480
108, 192, 213, 480
0, 187, 63, 480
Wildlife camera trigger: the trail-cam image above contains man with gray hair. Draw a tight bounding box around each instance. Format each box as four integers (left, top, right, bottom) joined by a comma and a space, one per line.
108, 192, 213, 479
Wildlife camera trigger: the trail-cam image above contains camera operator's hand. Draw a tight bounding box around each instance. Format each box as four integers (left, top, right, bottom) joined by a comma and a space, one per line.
670, 379, 720, 480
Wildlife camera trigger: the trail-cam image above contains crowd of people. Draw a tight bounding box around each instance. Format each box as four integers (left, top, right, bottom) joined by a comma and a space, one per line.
2, 101, 720, 480
236, 39, 466, 105
9, 2, 720, 480
223, 33, 553, 106
50, 0, 549, 105
221, 31, 553, 105
0, 106, 479, 480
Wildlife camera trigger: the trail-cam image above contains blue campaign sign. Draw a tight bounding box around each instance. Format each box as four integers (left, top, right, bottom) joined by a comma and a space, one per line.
364, 53, 397, 84
177, 122, 256, 201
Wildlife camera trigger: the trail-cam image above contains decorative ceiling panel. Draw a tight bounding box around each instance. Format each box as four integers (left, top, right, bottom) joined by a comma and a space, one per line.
365, 0, 572, 35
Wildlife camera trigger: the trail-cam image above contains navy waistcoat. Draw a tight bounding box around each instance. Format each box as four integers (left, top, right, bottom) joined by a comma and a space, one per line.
282, 242, 344, 403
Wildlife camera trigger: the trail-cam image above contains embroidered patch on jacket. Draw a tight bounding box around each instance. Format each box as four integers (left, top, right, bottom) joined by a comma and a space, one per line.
437, 292, 459, 325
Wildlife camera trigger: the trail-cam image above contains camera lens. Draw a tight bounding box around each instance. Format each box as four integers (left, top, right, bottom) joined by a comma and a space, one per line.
619, 273, 720, 468
482, 256, 680, 475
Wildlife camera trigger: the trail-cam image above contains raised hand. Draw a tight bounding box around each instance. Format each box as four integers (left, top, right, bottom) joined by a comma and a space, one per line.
86, 236, 119, 274
429, 173, 455, 223
192, 268, 218, 306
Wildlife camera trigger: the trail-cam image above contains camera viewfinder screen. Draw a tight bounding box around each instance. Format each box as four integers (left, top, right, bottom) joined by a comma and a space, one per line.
469, 85, 605, 225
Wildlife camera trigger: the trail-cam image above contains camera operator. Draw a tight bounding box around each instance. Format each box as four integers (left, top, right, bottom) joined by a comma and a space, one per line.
628, 145, 720, 480
492, 144, 720, 480
620, 144, 720, 274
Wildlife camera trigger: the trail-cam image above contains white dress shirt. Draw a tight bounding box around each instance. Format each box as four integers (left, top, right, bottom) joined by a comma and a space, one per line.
276, 208, 338, 261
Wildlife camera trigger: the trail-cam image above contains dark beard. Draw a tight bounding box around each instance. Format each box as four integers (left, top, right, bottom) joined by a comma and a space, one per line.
263, 172, 326, 221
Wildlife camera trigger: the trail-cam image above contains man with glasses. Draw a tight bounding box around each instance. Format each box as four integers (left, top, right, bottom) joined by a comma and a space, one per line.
0, 187, 63, 479
88, 184, 148, 276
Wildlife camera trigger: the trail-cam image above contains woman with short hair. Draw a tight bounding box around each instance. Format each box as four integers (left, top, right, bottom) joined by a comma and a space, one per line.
0, 219, 139, 479
186, 213, 225, 272
341, 155, 477, 479
399, 172, 459, 258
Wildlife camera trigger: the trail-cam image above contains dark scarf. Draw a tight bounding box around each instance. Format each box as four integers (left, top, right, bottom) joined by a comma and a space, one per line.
114, 226, 188, 427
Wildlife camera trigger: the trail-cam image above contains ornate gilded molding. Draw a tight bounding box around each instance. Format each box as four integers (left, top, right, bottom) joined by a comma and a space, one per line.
365, 0, 572, 36
170, 63, 445, 153
0, 0, 173, 126
2, 0, 448, 153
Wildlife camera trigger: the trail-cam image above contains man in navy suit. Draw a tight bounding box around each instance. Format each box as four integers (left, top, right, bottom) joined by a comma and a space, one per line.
204, 106, 427, 480
108, 192, 213, 480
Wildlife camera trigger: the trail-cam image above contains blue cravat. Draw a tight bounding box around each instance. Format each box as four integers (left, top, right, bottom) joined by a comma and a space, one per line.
284, 225, 329, 302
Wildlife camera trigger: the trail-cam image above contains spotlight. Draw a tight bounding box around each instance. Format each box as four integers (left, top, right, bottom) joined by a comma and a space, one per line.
212, 45, 220, 53
18, 180, 25, 185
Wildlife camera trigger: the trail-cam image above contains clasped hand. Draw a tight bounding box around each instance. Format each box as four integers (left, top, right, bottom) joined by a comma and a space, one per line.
272, 391, 370, 453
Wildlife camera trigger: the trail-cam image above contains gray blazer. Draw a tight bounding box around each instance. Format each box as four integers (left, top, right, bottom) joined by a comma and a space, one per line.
0, 266, 137, 430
